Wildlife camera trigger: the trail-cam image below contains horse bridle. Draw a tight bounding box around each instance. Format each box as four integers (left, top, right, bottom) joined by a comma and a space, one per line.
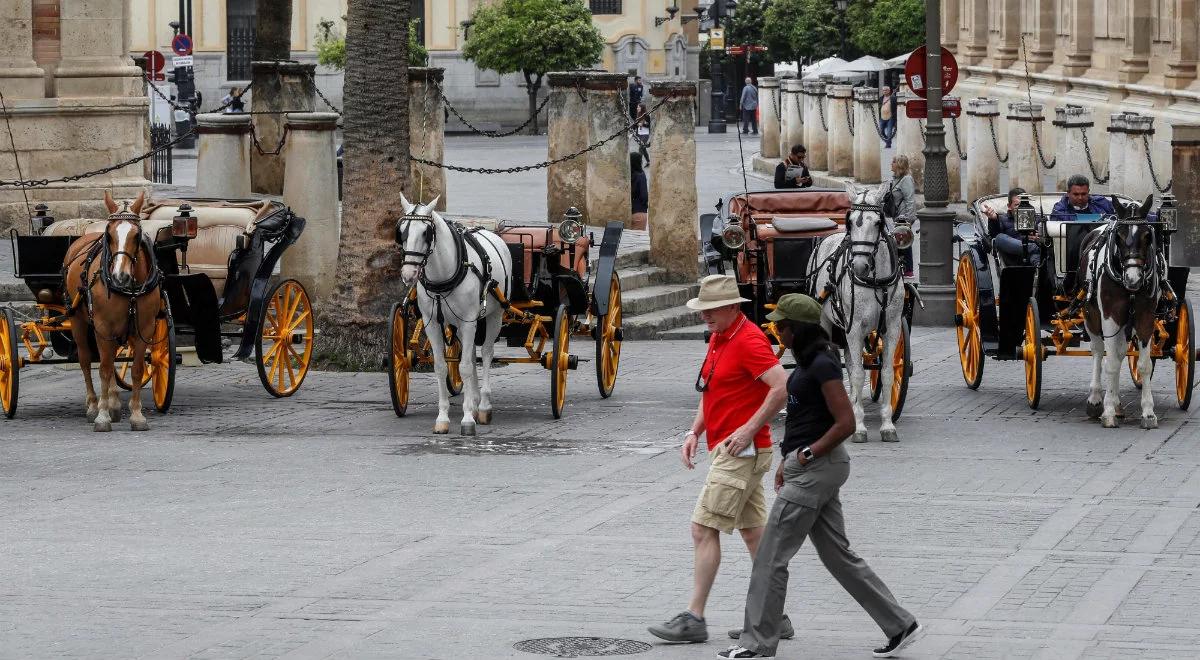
1103, 220, 1159, 293
396, 212, 470, 294
398, 213, 437, 269
844, 201, 901, 289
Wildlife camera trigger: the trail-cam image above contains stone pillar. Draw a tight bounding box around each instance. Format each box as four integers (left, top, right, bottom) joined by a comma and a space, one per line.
195, 113, 252, 198
852, 86, 881, 184
946, 115, 965, 202
1172, 124, 1200, 267
1119, 0, 1152, 83
759, 77, 780, 159
1165, 0, 1198, 89
1108, 112, 1157, 202
1006, 102, 1046, 193
962, 0, 990, 65
250, 61, 316, 195
966, 98, 1001, 201
53, 0, 142, 97
0, 0, 46, 98
1027, 0, 1055, 72
895, 92, 925, 193
282, 112, 340, 304
1064, 0, 1094, 76
994, 0, 1020, 69
547, 72, 589, 223
584, 72, 630, 227
782, 79, 804, 157
802, 81, 829, 172
648, 82, 698, 282
407, 67, 446, 212
826, 85, 854, 177
1053, 106, 1095, 191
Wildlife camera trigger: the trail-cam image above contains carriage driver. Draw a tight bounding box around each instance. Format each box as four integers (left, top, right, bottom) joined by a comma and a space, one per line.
982, 187, 1042, 267
649, 274, 790, 645
1051, 174, 1116, 220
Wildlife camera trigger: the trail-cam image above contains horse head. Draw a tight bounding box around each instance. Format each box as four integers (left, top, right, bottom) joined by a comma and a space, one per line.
397, 193, 443, 286
844, 183, 892, 280
102, 190, 146, 291
1108, 194, 1156, 293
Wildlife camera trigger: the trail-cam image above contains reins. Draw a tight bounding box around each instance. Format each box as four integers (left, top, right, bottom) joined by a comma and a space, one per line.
67, 220, 167, 345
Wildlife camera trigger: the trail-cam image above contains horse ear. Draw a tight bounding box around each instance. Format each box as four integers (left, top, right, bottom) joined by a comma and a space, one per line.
103, 190, 118, 214
1111, 195, 1125, 219
399, 193, 415, 216
130, 191, 146, 216
844, 181, 859, 199
1139, 194, 1154, 218
423, 196, 441, 214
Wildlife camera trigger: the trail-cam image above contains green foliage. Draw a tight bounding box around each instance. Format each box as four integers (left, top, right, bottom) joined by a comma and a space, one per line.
461, 0, 604, 86
316, 16, 426, 70
727, 0, 773, 69
849, 0, 924, 58
762, 0, 848, 63
408, 20, 428, 67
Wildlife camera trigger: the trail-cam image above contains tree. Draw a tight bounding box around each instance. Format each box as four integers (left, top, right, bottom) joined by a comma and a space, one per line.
727, 0, 773, 72
849, 0, 924, 58
316, 0, 411, 368
763, 0, 858, 63
254, 0, 291, 61
317, 17, 427, 69
462, 0, 605, 135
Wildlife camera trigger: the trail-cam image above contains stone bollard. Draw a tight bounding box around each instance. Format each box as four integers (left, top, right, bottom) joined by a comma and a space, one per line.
250, 61, 316, 195
1108, 112, 1157, 202
852, 87, 881, 184
966, 98, 1002, 201
802, 81, 829, 172
648, 82, 699, 282
585, 72, 631, 228
895, 91, 925, 193
777, 79, 791, 157
759, 77, 781, 159
281, 112, 340, 304
946, 116, 965, 202
1007, 102, 1050, 193
782, 79, 805, 157
408, 67, 447, 212
1053, 106, 1096, 192
1172, 124, 1200, 267
546, 71, 589, 223
195, 113, 252, 198
826, 85, 854, 177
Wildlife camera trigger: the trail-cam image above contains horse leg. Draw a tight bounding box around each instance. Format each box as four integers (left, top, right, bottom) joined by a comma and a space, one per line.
426, 324, 452, 434
93, 341, 116, 432
128, 338, 149, 432
1101, 329, 1124, 428
846, 327, 869, 443
1136, 337, 1157, 429
878, 313, 901, 443
71, 319, 99, 422
457, 321, 480, 436
1086, 336, 1105, 419
476, 312, 501, 425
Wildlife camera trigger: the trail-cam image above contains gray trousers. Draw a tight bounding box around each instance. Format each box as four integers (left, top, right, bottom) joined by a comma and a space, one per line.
739, 445, 914, 656
993, 233, 1041, 266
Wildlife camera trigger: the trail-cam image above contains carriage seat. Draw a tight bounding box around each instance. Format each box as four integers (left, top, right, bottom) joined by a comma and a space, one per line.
771, 216, 839, 233
143, 201, 273, 296
496, 222, 590, 282
730, 191, 851, 224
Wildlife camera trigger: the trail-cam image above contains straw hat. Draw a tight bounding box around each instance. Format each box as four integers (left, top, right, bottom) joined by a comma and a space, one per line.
686, 274, 750, 311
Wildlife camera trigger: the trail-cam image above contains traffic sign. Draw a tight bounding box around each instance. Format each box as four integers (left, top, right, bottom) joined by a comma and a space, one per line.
905, 97, 962, 119
709, 28, 725, 49
171, 33, 193, 56
152, 72, 166, 82
172, 55, 193, 68
143, 50, 165, 73
904, 46, 958, 99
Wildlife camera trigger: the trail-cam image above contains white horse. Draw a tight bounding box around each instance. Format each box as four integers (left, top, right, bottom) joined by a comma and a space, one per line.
397, 194, 513, 435
810, 183, 906, 443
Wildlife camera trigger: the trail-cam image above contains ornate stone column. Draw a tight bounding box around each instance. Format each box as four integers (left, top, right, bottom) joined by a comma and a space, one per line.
942, 0, 960, 52
758, 76, 781, 159
1107, 112, 1156, 202
966, 98, 1001, 201
1006, 102, 1047, 193
282, 112, 340, 304
0, 0, 46, 98
946, 115, 965, 202
407, 67, 446, 212
648, 82, 698, 282
1166, 0, 1198, 89
993, 0, 1020, 69
852, 86, 881, 184
585, 72, 630, 228
1064, 0, 1094, 76
1172, 124, 1200, 267
250, 61, 316, 195
961, 0, 990, 65
826, 84, 854, 177
546, 71, 589, 223
53, 0, 142, 97
802, 81, 829, 172
1119, 0, 1152, 83
1053, 106, 1095, 191
895, 91, 925, 193
195, 113, 252, 198
1027, 0, 1055, 71
782, 79, 804, 156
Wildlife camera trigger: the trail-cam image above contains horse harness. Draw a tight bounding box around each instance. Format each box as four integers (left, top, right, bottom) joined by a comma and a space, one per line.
811, 201, 903, 335
65, 218, 167, 345
399, 213, 509, 329
1077, 219, 1168, 340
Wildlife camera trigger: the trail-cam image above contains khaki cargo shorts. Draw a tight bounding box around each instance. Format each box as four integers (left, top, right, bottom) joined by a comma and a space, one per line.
691, 443, 774, 534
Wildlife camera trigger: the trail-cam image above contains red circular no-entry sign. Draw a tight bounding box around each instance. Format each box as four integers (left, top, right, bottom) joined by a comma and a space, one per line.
143, 50, 165, 72
904, 46, 959, 99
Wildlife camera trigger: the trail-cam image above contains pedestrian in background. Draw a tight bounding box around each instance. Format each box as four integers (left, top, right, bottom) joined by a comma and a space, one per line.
629, 75, 644, 120
774, 145, 812, 189
631, 151, 648, 231
719, 294, 923, 660
648, 275, 789, 645
889, 155, 917, 278
222, 87, 245, 113
879, 86, 896, 149
739, 77, 759, 135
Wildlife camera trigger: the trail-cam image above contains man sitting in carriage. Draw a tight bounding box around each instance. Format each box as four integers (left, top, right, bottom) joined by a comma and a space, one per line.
1050, 174, 1117, 221
982, 186, 1042, 267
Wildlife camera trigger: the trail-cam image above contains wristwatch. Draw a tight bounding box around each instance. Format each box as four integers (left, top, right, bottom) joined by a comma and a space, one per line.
799, 446, 815, 461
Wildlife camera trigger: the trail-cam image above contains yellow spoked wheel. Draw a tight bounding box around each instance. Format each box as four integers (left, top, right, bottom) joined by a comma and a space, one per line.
1128, 343, 1154, 390
869, 321, 911, 420
766, 321, 787, 359
550, 304, 571, 419
0, 308, 19, 418
955, 254, 985, 389
255, 279, 315, 397
149, 315, 175, 412
1023, 297, 1043, 409
387, 302, 411, 417
1176, 298, 1195, 410
595, 272, 622, 398
115, 345, 152, 390
443, 327, 464, 395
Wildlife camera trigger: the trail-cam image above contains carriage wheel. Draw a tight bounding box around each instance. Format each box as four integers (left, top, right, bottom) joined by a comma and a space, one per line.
1023, 297, 1043, 409
387, 302, 411, 417
0, 308, 19, 419
550, 304, 571, 419
114, 344, 152, 390
443, 327, 464, 396
869, 321, 911, 420
1175, 298, 1195, 410
868, 332, 884, 403
1128, 344, 1155, 390
255, 279, 315, 397
595, 272, 622, 398
149, 315, 175, 413
955, 253, 985, 389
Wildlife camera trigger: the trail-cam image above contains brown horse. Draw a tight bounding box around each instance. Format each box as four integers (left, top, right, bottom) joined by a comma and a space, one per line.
63, 191, 166, 432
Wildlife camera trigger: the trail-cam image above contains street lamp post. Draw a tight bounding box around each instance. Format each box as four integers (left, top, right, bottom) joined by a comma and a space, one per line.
835, 0, 848, 57
706, 1, 733, 133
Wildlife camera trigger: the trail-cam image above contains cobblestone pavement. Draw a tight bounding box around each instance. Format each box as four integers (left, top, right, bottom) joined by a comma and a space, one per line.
1, 325, 1199, 659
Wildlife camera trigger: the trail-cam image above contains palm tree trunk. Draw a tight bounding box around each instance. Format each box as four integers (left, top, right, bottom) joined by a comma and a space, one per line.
316, 0, 411, 369
253, 0, 292, 61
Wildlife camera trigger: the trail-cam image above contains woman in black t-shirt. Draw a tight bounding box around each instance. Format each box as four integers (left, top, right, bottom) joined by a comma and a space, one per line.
721, 294, 922, 660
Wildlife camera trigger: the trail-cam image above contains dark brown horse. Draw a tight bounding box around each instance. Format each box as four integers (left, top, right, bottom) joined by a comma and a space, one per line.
63, 191, 165, 432
1079, 194, 1158, 429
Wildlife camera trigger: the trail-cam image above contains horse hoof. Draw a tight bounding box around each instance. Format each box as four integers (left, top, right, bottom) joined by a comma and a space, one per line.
460, 423, 477, 436
1102, 417, 1120, 429
851, 431, 868, 443
1086, 401, 1103, 419
1141, 415, 1158, 430
130, 419, 149, 432
110, 408, 122, 423
86, 409, 98, 423
433, 422, 450, 434
880, 429, 899, 443
93, 420, 112, 433
475, 409, 493, 425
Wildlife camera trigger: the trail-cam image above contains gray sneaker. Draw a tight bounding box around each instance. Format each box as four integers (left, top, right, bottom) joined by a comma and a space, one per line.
648, 611, 708, 643
728, 614, 795, 640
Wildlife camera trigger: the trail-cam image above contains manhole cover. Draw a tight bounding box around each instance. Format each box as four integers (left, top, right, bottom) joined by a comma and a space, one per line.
513, 637, 651, 657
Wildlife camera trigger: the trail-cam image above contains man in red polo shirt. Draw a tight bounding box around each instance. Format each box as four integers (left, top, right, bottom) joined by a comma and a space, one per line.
649, 275, 789, 644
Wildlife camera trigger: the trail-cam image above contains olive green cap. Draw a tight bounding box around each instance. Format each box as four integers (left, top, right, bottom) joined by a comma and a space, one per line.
765, 293, 823, 324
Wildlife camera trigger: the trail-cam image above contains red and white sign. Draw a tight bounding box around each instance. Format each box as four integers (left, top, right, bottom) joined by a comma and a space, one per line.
904, 46, 959, 99
905, 97, 962, 119
171, 33, 193, 57
143, 50, 165, 73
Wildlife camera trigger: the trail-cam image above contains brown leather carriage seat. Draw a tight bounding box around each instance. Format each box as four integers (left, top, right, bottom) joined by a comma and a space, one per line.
142, 200, 275, 296
497, 222, 590, 284
729, 190, 851, 226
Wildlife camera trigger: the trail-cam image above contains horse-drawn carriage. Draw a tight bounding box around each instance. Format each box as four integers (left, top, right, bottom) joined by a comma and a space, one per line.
955, 192, 1193, 424
704, 185, 920, 441
0, 196, 314, 419
387, 199, 623, 427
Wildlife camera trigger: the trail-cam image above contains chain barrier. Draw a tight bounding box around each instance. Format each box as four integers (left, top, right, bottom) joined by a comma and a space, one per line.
144, 72, 255, 115
844, 99, 855, 137
773, 88, 782, 125
950, 116, 966, 160
817, 95, 829, 131
987, 116, 1010, 164
0, 88, 32, 216
1079, 126, 1110, 185
249, 125, 289, 156
0, 130, 196, 188
1031, 121, 1056, 170
1143, 133, 1173, 193
867, 104, 894, 143
412, 96, 668, 175
440, 80, 553, 138
302, 70, 343, 115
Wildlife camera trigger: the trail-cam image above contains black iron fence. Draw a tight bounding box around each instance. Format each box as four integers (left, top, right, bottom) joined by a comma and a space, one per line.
227, 19, 255, 81
150, 123, 173, 183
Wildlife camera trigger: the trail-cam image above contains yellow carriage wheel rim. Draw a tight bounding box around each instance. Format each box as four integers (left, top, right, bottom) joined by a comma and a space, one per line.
1024, 304, 1039, 401
391, 305, 410, 411
556, 311, 570, 411
601, 275, 622, 389
955, 257, 981, 384
151, 318, 170, 406
116, 345, 154, 388
444, 328, 463, 391
1178, 304, 1192, 403
261, 281, 314, 396
0, 316, 12, 405
890, 330, 906, 409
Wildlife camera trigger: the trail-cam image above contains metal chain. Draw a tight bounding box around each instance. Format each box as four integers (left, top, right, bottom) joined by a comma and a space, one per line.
0, 130, 195, 188
950, 116, 967, 160
773, 88, 782, 124
440, 81, 553, 138
988, 116, 1010, 164
867, 103, 893, 143
1143, 133, 1173, 193
0, 88, 32, 217
249, 124, 289, 156
304, 70, 343, 114
1079, 126, 1110, 184
817, 95, 828, 131
844, 99, 855, 137
412, 96, 669, 175
1032, 121, 1056, 170
144, 73, 254, 115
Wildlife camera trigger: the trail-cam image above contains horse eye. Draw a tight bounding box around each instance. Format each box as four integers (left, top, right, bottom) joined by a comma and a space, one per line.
855, 218, 863, 228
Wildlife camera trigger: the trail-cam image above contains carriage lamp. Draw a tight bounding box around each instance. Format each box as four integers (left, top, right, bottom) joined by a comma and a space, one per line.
892, 220, 915, 250
1014, 194, 1037, 233
1158, 193, 1178, 232
559, 207, 583, 243
721, 222, 747, 250
30, 203, 54, 234
172, 203, 198, 239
